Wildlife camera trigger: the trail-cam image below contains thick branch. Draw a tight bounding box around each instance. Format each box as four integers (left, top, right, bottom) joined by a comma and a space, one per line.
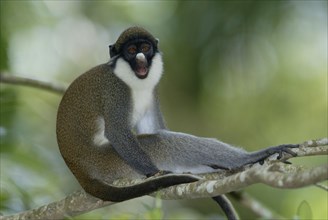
0, 73, 67, 94
156, 163, 327, 200
2, 138, 327, 220
0, 191, 112, 220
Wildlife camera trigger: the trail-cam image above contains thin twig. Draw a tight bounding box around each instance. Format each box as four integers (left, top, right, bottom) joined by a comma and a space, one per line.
0, 73, 67, 94
315, 183, 328, 191
230, 192, 283, 219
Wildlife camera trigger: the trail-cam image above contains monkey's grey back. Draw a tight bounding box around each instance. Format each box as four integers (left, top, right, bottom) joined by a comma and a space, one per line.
56, 64, 137, 183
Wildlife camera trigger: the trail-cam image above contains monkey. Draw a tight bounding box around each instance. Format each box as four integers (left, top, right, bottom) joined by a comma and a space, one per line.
56, 27, 201, 202
56, 27, 298, 218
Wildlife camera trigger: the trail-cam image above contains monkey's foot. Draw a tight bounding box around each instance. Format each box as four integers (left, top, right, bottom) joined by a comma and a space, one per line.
251, 143, 299, 165
268, 144, 298, 158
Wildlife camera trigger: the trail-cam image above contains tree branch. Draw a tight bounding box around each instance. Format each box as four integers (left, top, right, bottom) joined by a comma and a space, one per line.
0, 73, 67, 94
0, 191, 112, 220
156, 161, 327, 200
2, 138, 327, 220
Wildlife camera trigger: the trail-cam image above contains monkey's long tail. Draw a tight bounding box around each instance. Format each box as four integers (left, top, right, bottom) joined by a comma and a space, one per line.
212, 195, 239, 220
85, 173, 200, 202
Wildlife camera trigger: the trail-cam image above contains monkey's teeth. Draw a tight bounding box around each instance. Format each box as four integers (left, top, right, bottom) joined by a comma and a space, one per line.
136, 67, 148, 76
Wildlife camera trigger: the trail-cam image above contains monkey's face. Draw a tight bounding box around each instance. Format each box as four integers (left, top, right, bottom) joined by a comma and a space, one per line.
122, 39, 155, 79
110, 27, 163, 87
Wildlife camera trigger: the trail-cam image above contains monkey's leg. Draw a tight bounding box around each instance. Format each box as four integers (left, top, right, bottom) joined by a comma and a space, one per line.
138, 130, 299, 172
212, 195, 239, 220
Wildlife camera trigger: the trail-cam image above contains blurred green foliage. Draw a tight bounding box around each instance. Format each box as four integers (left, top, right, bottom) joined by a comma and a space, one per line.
0, 1, 327, 219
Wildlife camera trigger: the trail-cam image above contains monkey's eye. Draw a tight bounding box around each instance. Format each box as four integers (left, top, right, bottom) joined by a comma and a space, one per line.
127, 45, 137, 54
141, 44, 150, 53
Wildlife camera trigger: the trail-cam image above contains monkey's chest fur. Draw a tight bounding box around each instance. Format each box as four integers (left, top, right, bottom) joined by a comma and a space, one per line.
91, 79, 156, 148
130, 89, 154, 128
112, 55, 163, 134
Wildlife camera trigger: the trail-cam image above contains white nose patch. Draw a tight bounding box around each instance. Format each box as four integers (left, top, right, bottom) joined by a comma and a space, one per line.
136, 53, 146, 61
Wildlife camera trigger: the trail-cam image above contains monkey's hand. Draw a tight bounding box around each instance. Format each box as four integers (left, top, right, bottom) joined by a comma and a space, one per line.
248, 143, 299, 165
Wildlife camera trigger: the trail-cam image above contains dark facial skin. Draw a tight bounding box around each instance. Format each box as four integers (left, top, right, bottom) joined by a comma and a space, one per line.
122, 39, 155, 79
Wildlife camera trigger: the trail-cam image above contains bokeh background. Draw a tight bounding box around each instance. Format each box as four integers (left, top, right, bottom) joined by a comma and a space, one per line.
0, 1, 327, 219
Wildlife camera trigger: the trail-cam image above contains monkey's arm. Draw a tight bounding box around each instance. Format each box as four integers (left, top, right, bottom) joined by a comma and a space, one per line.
105, 124, 160, 176
101, 86, 163, 176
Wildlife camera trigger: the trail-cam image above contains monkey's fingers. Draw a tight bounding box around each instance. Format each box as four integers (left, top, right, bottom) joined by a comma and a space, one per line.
275, 144, 299, 159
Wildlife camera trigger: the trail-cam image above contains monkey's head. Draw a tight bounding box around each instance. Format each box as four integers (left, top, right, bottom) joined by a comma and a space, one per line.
109, 27, 161, 80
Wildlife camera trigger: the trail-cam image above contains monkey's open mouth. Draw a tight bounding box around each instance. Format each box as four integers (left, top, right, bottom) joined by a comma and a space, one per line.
135, 53, 149, 79
135, 65, 148, 79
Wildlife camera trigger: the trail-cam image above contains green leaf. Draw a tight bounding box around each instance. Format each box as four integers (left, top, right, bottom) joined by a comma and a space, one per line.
296, 200, 313, 220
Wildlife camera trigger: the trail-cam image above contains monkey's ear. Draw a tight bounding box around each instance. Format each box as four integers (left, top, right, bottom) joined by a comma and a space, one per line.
155, 38, 160, 46
109, 44, 117, 58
